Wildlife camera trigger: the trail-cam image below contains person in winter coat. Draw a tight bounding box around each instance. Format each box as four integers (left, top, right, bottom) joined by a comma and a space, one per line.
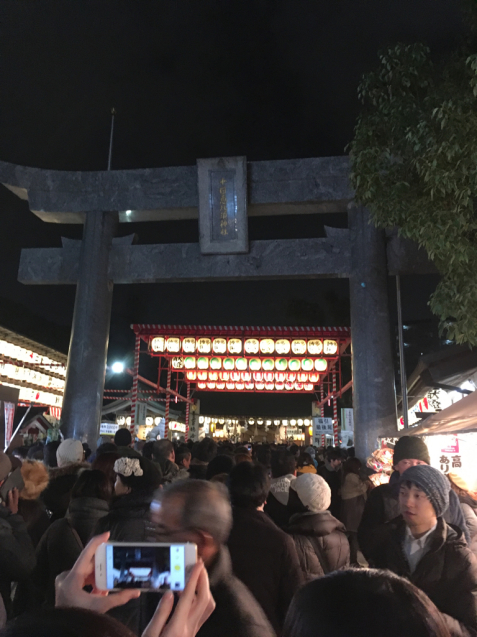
94, 456, 161, 541
264, 449, 297, 528
41, 439, 88, 521
227, 462, 304, 635
286, 473, 350, 581
151, 479, 275, 637
317, 448, 343, 519
188, 438, 217, 480
341, 457, 370, 565
296, 452, 317, 476
0, 452, 36, 620
358, 436, 470, 560
17, 460, 50, 547
448, 473, 477, 556
368, 465, 477, 637
32, 469, 111, 606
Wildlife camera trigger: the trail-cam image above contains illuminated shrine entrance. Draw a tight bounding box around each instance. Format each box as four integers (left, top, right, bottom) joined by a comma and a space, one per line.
127, 324, 352, 444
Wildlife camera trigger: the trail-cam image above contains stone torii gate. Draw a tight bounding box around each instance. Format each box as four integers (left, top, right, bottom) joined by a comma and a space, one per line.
0, 156, 434, 458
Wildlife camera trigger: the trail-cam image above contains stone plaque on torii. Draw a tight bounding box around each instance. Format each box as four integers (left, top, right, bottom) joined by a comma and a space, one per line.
0, 155, 435, 458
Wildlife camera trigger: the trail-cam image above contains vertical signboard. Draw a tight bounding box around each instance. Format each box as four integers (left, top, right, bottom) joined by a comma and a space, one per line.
312, 417, 333, 446
135, 402, 147, 427
197, 156, 248, 254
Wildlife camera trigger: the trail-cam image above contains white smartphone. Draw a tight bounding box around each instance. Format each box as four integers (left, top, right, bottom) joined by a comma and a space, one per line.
95, 541, 197, 592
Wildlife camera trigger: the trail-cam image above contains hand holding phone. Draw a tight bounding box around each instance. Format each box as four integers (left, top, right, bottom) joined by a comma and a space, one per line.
143, 561, 215, 637
56, 533, 213, 637
5, 488, 19, 514
0, 467, 24, 506
56, 533, 141, 613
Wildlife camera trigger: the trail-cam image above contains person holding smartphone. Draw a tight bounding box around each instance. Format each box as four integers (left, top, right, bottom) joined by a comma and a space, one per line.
0, 451, 36, 620
2, 531, 216, 637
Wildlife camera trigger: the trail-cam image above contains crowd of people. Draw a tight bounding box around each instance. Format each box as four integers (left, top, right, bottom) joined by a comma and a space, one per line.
1, 430, 477, 636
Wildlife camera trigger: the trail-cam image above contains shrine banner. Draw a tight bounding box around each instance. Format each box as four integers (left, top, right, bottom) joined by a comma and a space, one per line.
424, 433, 477, 491
4, 401, 15, 448
312, 417, 333, 446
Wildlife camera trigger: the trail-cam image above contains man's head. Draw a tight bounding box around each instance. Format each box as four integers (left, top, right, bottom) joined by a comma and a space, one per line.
56, 439, 84, 468
289, 444, 300, 458
206, 454, 235, 480
114, 428, 132, 448
393, 437, 430, 475
271, 449, 296, 478
228, 462, 270, 510
175, 446, 191, 469
151, 479, 232, 566
191, 437, 217, 464
398, 465, 449, 531
154, 439, 175, 463
326, 448, 342, 470
44, 441, 61, 468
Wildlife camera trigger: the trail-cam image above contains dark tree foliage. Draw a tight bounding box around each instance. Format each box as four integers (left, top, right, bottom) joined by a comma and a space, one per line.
350, 2, 477, 344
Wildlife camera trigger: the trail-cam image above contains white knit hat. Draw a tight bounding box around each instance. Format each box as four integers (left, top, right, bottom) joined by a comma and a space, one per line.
56, 439, 84, 468
291, 473, 331, 513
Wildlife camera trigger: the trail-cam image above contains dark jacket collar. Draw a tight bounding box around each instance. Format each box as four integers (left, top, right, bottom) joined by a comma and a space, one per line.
110, 490, 153, 513
207, 546, 233, 589
67, 496, 109, 518
390, 516, 463, 560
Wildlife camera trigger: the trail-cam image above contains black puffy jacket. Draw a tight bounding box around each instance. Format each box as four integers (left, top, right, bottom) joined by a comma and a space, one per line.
94, 490, 153, 541
0, 506, 36, 618
286, 510, 350, 581
369, 516, 477, 637
32, 496, 109, 606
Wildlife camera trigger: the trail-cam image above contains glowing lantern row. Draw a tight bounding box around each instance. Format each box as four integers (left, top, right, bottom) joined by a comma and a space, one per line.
178, 356, 327, 372
196, 381, 315, 391
0, 339, 67, 376
187, 370, 320, 383
150, 336, 338, 356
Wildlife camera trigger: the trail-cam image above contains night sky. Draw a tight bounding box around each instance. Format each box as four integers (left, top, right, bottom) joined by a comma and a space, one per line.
0, 0, 467, 416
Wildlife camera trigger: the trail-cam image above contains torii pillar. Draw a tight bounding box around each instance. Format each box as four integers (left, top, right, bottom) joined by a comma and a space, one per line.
60, 211, 118, 445
349, 203, 397, 460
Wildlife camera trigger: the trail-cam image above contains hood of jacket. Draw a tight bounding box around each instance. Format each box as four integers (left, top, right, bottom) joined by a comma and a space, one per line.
287, 510, 346, 536
67, 496, 109, 523
20, 460, 49, 500
269, 474, 295, 506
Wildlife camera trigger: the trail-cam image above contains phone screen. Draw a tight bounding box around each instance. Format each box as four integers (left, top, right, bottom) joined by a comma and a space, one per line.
106, 544, 186, 591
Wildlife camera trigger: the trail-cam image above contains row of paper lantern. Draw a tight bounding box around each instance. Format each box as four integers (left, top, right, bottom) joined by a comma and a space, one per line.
0, 339, 67, 376
186, 370, 320, 383
18, 386, 63, 407
0, 362, 65, 390
173, 356, 328, 372
151, 336, 338, 356
196, 381, 314, 391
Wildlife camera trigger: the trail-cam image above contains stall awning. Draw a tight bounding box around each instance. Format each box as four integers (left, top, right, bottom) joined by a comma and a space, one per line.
399, 344, 477, 414
402, 389, 477, 437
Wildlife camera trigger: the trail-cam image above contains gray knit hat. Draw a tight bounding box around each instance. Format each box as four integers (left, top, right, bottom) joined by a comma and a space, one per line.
399, 465, 449, 518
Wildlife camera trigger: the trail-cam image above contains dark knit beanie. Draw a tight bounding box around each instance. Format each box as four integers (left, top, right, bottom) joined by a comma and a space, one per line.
393, 436, 430, 466
399, 465, 449, 517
